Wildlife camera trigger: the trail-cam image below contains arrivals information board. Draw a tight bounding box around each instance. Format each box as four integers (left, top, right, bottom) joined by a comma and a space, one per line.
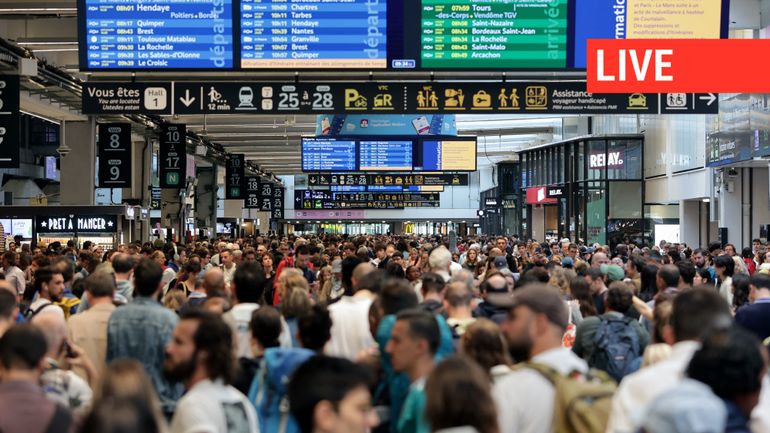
420, 0, 568, 69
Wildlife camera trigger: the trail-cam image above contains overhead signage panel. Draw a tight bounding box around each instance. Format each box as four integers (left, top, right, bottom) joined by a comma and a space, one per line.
79, 0, 234, 70
81, 82, 719, 115
294, 190, 440, 210
82, 82, 172, 114
159, 124, 187, 189
0, 75, 19, 168
97, 123, 132, 188
308, 173, 468, 186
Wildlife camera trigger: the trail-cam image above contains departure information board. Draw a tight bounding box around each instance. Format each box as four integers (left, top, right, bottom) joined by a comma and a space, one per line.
359, 141, 413, 171
420, 0, 568, 69
78, 0, 727, 70
240, 0, 387, 69
302, 138, 357, 172
79, 0, 234, 69
302, 136, 475, 172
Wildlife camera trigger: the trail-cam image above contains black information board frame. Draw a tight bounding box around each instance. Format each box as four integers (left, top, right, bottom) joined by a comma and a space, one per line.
159, 124, 187, 189
225, 153, 245, 199
0, 75, 19, 168
97, 123, 132, 188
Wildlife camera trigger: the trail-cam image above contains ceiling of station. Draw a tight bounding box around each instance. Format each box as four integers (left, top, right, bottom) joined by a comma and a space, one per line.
0, 0, 765, 175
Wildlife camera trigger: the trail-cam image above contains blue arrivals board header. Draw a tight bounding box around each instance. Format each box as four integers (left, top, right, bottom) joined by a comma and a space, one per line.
79, 0, 234, 69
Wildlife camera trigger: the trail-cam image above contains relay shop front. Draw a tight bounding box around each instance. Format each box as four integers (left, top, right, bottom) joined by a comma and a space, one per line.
519, 134, 644, 247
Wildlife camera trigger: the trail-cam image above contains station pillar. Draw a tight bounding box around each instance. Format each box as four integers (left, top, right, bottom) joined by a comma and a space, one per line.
60, 119, 96, 205
195, 165, 218, 239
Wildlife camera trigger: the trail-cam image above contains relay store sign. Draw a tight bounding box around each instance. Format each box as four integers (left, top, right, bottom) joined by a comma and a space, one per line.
36, 215, 118, 233
587, 39, 770, 93
589, 151, 624, 169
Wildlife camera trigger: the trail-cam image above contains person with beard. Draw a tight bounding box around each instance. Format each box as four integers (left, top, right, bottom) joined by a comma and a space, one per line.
27, 266, 65, 319
492, 284, 589, 433
165, 310, 258, 433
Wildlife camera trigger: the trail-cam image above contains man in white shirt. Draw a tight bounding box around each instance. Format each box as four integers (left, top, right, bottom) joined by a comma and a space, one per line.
28, 267, 65, 320
220, 250, 236, 290
164, 309, 259, 433
492, 285, 589, 433
605, 288, 733, 433
325, 263, 377, 359
224, 262, 264, 358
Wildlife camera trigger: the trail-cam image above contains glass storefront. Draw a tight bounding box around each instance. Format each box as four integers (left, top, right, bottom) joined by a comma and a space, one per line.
519, 135, 644, 247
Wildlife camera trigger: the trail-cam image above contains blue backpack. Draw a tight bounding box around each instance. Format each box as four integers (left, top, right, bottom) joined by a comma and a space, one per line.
248, 347, 315, 433
589, 316, 642, 382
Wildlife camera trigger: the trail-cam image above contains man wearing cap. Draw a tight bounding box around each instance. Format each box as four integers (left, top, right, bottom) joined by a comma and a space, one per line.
474, 273, 511, 324
493, 284, 589, 433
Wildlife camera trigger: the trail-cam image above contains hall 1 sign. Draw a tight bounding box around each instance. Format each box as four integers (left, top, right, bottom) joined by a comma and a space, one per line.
225, 154, 245, 199
159, 124, 187, 189
36, 215, 118, 233
97, 123, 132, 188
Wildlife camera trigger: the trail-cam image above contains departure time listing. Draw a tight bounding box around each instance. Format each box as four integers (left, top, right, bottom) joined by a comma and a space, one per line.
83, 0, 233, 69
421, 0, 568, 69
240, 0, 387, 69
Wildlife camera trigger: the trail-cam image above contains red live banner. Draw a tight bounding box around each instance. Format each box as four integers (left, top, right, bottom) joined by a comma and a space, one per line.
586, 39, 770, 94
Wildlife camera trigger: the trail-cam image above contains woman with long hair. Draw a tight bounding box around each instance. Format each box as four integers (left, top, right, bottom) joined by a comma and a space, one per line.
425, 356, 500, 433
569, 276, 597, 319
463, 247, 480, 271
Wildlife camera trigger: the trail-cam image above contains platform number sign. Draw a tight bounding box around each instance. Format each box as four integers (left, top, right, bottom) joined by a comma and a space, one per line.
97, 123, 131, 188
245, 176, 261, 209
159, 124, 186, 188
225, 154, 245, 199
271, 188, 284, 220
257, 182, 273, 211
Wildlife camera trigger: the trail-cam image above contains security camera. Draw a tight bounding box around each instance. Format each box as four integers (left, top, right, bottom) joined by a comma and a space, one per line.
727, 168, 739, 178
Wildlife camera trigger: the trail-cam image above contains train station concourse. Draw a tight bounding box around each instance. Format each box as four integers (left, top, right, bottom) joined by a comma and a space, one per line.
0, 2, 769, 433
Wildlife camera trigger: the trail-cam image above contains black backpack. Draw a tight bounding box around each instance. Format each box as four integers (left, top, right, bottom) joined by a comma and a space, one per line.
588, 316, 642, 382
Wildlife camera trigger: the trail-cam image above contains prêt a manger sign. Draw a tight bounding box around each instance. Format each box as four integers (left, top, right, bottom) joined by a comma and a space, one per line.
37, 215, 118, 233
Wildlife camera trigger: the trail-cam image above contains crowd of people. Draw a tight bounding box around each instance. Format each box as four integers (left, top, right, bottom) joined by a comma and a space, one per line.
0, 233, 769, 433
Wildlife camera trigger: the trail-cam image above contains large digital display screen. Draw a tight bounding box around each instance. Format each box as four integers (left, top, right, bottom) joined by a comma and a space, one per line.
420, 0, 568, 69
240, 0, 387, 69
359, 141, 413, 171
78, 0, 728, 71
301, 138, 357, 172
79, 0, 234, 69
302, 136, 476, 172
